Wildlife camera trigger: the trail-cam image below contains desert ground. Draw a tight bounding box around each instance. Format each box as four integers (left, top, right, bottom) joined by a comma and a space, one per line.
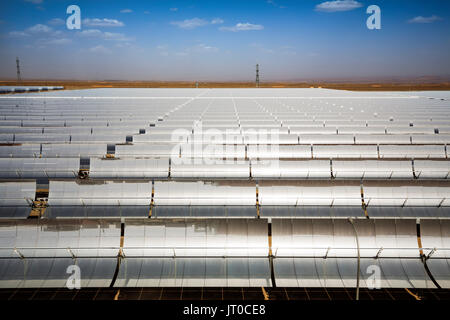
1, 80, 450, 92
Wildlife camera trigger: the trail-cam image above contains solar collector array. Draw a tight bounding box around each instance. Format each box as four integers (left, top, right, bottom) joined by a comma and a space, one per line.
1, 88, 450, 290
0, 218, 448, 288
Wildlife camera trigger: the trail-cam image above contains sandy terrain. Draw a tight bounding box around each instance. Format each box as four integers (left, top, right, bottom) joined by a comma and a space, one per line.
1, 80, 450, 91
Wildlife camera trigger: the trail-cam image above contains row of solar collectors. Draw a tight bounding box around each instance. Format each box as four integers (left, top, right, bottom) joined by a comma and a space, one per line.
2, 119, 450, 133
4, 122, 450, 131
0, 97, 188, 105
0, 127, 148, 134
1, 158, 450, 179
20, 87, 214, 97
3, 181, 450, 218
1, 256, 445, 289
7, 87, 433, 97
3, 134, 450, 145
2, 205, 450, 220
0, 218, 448, 288
0, 92, 443, 104
158, 126, 450, 134
1, 144, 449, 158
0, 86, 64, 93
161, 110, 450, 122
2, 114, 450, 125
39, 206, 450, 220
2, 120, 450, 142
2, 218, 447, 259
3, 115, 450, 124
0, 97, 199, 109
42, 181, 450, 206
0, 103, 184, 124
6, 128, 450, 140
267, 109, 450, 119
0, 97, 447, 119
1, 105, 449, 119
260, 97, 448, 111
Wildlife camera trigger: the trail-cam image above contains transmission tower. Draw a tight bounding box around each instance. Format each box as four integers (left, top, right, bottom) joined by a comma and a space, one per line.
16, 57, 21, 82
255, 64, 260, 87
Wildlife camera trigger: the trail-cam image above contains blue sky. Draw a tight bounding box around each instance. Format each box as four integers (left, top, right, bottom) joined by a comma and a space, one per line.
0, 0, 449, 81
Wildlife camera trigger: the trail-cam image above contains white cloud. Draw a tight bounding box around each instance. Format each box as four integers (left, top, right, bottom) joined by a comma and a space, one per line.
193, 43, 219, 53
27, 24, 52, 33
211, 18, 224, 24
266, 0, 286, 9
79, 29, 103, 37
220, 23, 264, 32
120, 9, 133, 13
103, 32, 133, 41
9, 31, 29, 37
48, 18, 64, 25
83, 18, 125, 27
78, 29, 132, 41
8, 23, 71, 48
315, 0, 362, 12
171, 18, 209, 29
170, 8, 178, 12
89, 45, 111, 54
24, 0, 43, 4
408, 15, 442, 24
171, 17, 225, 29
9, 23, 63, 38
